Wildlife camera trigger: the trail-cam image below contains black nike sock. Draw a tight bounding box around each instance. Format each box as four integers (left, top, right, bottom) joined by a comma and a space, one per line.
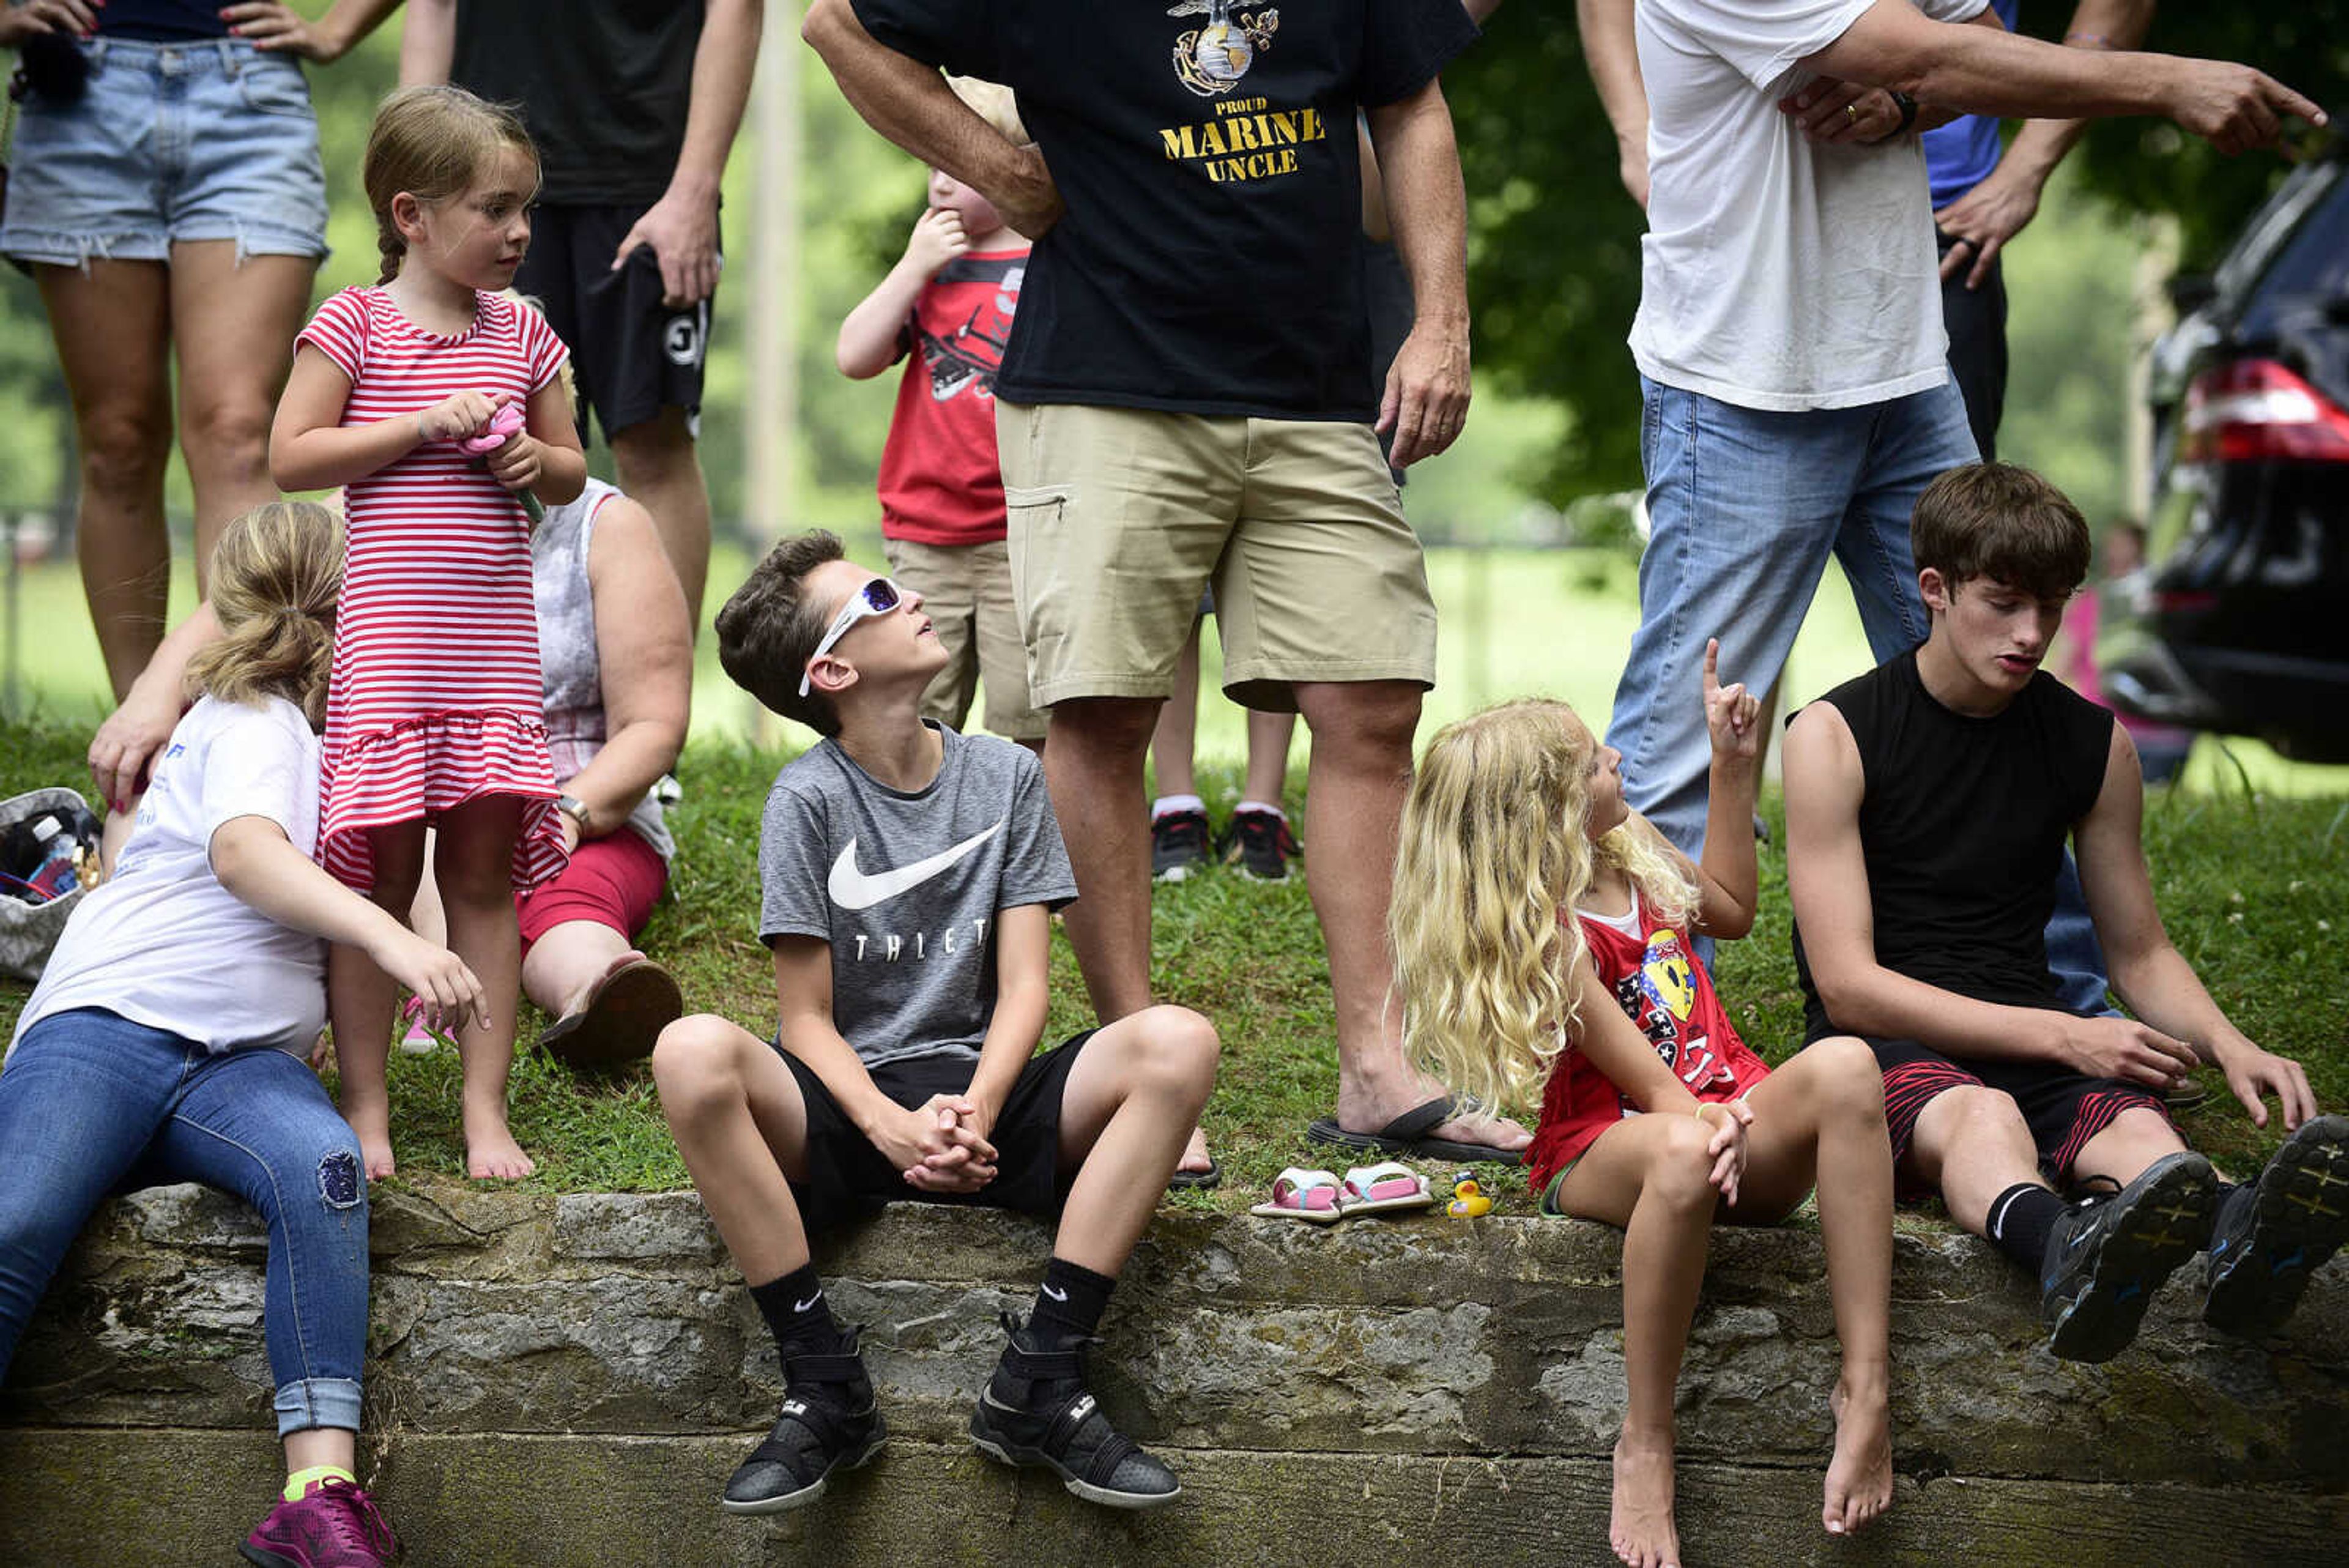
1986, 1183, 2068, 1272
1030, 1257, 1116, 1348
749, 1262, 848, 1362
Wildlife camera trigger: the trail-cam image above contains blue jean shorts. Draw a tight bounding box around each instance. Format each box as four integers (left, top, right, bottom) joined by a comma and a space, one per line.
0, 37, 328, 269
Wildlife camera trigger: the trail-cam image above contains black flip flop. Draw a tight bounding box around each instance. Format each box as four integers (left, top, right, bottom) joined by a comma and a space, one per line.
1168, 1159, 1222, 1193
538, 957, 683, 1069
1304, 1096, 1525, 1165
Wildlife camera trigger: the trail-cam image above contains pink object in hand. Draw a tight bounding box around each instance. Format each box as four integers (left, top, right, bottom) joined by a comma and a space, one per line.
460, 400, 527, 453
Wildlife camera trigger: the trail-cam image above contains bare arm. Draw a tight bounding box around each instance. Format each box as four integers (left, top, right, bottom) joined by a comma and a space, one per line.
225, 0, 408, 63
1365, 78, 1471, 468
963, 903, 1052, 1134
1934, 0, 2157, 289
1566, 949, 1750, 1201
2074, 724, 2317, 1128
801, 0, 1062, 237
397, 0, 452, 84
1687, 639, 1761, 939
1576, 0, 1648, 209
612, 0, 763, 308
1805, 0, 2321, 155
270, 347, 425, 493
836, 210, 968, 377
565, 497, 691, 835
89, 604, 222, 812
772, 936, 1000, 1189
1783, 702, 2200, 1087
515, 377, 587, 508
211, 815, 488, 1031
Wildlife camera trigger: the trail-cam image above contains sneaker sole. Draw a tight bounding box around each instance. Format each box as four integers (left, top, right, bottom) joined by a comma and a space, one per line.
2047, 1156, 2218, 1364
1153, 865, 1203, 883
718, 1427, 888, 1515
2205, 1117, 2349, 1338
968, 1432, 1182, 1510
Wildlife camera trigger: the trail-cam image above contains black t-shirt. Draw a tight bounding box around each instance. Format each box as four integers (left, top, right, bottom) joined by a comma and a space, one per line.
848, 0, 1478, 421
99, 1, 228, 40
450, 0, 705, 207
1794, 650, 2116, 1042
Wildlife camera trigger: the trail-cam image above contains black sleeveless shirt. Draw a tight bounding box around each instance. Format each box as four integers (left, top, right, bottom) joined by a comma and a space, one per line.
1794, 650, 2113, 1041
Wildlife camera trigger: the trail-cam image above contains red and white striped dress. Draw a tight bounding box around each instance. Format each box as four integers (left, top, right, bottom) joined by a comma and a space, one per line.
297, 286, 571, 893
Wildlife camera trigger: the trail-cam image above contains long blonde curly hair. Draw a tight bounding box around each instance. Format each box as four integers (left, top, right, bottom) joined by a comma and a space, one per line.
1390, 699, 1698, 1115
187, 502, 343, 729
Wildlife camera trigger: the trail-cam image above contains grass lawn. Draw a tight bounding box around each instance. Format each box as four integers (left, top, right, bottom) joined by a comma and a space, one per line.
3, 713, 2343, 1213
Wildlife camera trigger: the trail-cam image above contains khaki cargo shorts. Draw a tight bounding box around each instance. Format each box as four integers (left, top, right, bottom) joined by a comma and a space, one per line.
997, 402, 1439, 712
882, 536, 1048, 742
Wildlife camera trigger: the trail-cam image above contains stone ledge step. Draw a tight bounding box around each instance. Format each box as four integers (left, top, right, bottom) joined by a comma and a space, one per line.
1, 1428, 2340, 1568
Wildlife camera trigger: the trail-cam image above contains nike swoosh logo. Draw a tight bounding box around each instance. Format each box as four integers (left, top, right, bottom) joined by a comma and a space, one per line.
1041, 1284, 1068, 1301
794, 1293, 823, 1312
828, 822, 1004, 910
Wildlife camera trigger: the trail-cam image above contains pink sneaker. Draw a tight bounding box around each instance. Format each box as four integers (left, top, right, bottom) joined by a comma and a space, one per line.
240, 1476, 400, 1567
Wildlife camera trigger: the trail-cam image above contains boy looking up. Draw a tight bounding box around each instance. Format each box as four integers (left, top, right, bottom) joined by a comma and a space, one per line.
836, 79, 1045, 750
1786, 463, 2347, 1364
656, 532, 1219, 1512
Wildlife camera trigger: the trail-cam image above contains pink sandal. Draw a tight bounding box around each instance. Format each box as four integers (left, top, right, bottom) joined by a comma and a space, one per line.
1250, 1167, 1346, 1224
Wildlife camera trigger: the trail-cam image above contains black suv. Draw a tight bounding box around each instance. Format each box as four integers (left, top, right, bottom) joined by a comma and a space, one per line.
2104, 138, 2349, 764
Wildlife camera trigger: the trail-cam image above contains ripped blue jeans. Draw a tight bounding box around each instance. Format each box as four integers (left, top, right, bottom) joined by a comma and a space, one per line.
0, 1009, 367, 1436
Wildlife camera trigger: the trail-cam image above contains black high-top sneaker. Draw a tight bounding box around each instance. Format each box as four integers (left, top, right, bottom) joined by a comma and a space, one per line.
2203, 1115, 2349, 1339
721, 1329, 886, 1514
2040, 1151, 2218, 1363
967, 1312, 1180, 1509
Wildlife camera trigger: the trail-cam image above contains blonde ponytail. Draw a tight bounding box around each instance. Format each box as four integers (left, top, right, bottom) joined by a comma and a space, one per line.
187, 502, 343, 729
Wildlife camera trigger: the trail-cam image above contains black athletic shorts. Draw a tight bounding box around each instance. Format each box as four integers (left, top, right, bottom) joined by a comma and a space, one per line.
513, 201, 716, 444
1869, 1035, 2170, 1195
775, 1032, 1094, 1224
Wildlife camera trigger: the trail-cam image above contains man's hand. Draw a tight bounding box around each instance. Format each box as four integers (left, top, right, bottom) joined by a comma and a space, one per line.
1378, 319, 1471, 469
613, 185, 724, 309
2164, 60, 2326, 156
223, 2, 359, 61
2214, 1042, 2317, 1132
1778, 78, 1905, 146
2055, 1015, 2199, 1090
1934, 162, 2044, 289
902, 206, 970, 279
990, 144, 1064, 241
1702, 637, 1759, 766
872, 1095, 998, 1193
0, 0, 95, 45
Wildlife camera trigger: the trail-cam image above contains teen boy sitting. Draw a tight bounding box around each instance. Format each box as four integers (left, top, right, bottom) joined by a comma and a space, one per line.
1785, 463, 2348, 1364
655, 530, 1219, 1512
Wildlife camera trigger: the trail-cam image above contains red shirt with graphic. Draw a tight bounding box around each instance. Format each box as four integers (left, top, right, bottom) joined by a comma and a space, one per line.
1526, 892, 1773, 1194
878, 247, 1028, 547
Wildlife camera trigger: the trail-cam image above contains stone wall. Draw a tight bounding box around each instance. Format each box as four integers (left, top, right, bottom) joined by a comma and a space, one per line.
3, 1181, 2343, 1566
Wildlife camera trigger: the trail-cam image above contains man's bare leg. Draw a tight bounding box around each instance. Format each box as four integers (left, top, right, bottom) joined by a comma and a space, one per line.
1042, 697, 1162, 1024
1293, 678, 1526, 1151
611, 408, 713, 633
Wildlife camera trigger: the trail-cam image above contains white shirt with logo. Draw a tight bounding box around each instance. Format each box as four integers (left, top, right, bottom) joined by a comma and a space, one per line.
1629, 0, 1988, 412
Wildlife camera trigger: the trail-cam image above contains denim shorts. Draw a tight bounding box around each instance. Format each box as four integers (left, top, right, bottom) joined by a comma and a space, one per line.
0, 36, 328, 269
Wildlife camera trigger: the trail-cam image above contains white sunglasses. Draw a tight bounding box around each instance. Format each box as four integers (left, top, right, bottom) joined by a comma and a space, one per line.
799, 577, 904, 697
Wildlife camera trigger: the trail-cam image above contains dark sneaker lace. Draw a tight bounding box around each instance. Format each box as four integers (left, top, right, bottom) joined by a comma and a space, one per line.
313, 1479, 399, 1562
1217, 809, 1300, 877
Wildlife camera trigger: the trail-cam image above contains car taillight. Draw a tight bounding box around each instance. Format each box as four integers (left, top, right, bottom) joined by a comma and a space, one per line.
2178, 358, 2349, 463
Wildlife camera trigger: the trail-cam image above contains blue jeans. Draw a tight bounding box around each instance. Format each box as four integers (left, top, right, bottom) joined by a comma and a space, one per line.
1609, 376, 2111, 1009
0, 1009, 368, 1436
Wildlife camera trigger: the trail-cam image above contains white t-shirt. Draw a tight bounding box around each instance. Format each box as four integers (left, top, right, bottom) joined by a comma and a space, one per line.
11, 696, 327, 1058
1628, 0, 1989, 412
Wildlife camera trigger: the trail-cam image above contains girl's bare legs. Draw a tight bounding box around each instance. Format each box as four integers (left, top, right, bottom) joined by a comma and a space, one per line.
434, 796, 532, 1179
328, 824, 429, 1179
35, 261, 175, 699
1724, 1036, 1896, 1537
1241, 707, 1296, 808
1556, 1112, 1728, 1568
168, 244, 314, 587
283, 1427, 357, 1482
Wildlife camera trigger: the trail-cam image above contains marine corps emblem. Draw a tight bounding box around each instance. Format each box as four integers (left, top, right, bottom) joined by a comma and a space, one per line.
1170, 0, 1280, 97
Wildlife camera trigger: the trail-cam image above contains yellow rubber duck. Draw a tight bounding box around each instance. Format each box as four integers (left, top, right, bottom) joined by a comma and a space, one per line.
1445, 1174, 1493, 1219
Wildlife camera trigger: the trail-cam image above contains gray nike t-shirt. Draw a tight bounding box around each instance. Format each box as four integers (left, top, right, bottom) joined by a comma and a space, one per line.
759, 724, 1077, 1068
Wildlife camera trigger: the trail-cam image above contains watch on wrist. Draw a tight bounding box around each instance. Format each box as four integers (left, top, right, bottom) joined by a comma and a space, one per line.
1891, 91, 1920, 136
555, 794, 592, 833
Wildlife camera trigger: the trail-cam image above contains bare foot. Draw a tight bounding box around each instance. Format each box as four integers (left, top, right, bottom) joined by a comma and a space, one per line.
557, 948, 650, 1017
1178, 1124, 1215, 1177
465, 1123, 536, 1181
1824, 1377, 1894, 1537
344, 1101, 396, 1181
1611, 1430, 1681, 1568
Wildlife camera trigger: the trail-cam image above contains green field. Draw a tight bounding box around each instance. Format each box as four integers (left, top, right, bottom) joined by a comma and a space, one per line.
10, 541, 2347, 799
